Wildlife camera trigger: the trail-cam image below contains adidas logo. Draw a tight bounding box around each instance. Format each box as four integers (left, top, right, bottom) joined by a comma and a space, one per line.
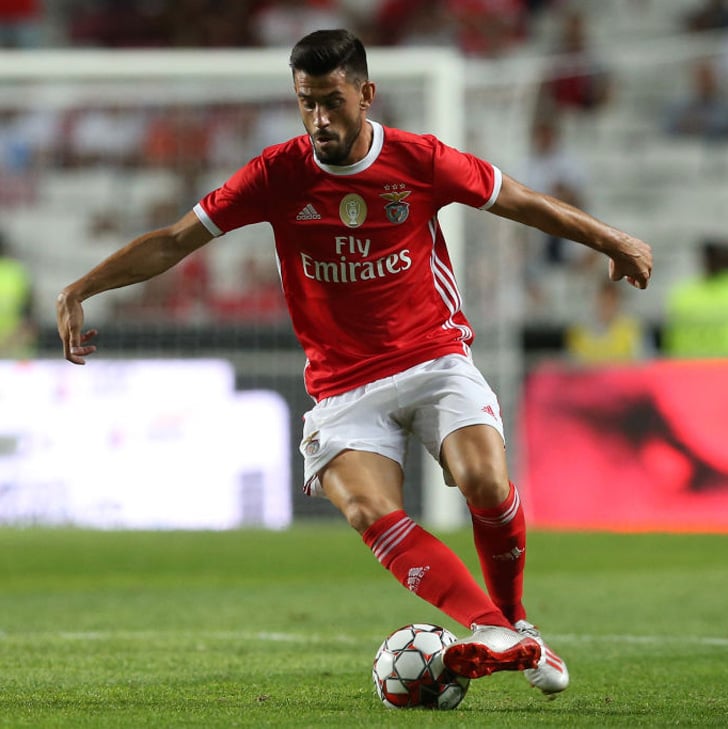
492, 546, 525, 562
296, 203, 322, 221
406, 566, 430, 593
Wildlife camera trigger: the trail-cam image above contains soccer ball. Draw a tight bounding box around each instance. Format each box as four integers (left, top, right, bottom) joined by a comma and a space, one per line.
372, 623, 470, 710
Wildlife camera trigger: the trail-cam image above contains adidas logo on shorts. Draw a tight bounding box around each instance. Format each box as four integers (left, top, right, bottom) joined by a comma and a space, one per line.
296, 203, 322, 221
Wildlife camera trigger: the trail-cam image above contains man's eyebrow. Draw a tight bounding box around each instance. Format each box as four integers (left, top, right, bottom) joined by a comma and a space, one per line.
297, 89, 345, 100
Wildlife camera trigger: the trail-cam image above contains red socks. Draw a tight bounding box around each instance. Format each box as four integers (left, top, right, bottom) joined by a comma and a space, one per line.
361, 483, 528, 628
468, 482, 527, 624
362, 510, 511, 629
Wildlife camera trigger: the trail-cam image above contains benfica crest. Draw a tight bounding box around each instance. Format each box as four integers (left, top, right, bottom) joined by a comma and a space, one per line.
380, 189, 411, 224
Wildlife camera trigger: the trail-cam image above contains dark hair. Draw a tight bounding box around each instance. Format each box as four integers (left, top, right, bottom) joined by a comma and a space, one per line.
290, 29, 368, 83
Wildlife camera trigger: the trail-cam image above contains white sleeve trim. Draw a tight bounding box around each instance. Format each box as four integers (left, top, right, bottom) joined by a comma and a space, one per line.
480, 165, 502, 210
193, 202, 223, 237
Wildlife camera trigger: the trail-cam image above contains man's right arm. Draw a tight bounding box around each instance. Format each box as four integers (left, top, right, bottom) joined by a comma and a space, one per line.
57, 211, 214, 364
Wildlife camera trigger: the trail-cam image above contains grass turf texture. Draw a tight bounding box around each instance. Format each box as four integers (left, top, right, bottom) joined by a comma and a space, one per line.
0, 526, 726, 728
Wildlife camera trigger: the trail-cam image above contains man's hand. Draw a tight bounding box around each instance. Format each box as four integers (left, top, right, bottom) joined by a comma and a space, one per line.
56, 291, 98, 365
608, 236, 653, 290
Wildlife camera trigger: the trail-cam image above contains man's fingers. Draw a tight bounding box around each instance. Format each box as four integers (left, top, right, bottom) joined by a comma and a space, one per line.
66, 329, 98, 365
67, 344, 96, 365
70, 344, 96, 356
609, 259, 650, 289
79, 328, 98, 343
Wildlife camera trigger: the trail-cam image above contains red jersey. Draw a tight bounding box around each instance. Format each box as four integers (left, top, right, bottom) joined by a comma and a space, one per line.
194, 121, 502, 400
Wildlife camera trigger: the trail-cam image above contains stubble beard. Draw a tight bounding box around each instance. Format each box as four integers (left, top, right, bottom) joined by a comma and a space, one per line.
311, 120, 362, 166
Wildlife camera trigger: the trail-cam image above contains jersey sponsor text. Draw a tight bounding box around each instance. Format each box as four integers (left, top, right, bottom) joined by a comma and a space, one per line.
301, 235, 412, 283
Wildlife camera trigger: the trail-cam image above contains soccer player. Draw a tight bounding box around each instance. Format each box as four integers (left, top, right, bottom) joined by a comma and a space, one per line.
57, 29, 652, 695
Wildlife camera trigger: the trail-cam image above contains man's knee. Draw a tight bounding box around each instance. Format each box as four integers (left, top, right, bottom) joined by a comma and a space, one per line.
337, 493, 399, 533
453, 462, 509, 506
441, 425, 510, 508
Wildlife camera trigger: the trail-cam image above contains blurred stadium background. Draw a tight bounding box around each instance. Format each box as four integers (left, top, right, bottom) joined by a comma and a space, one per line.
1, 0, 728, 530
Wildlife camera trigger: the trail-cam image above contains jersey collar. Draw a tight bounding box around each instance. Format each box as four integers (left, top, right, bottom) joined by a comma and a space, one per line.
312, 120, 383, 176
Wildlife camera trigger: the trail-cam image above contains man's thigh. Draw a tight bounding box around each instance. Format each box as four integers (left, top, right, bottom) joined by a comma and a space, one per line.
320, 449, 405, 532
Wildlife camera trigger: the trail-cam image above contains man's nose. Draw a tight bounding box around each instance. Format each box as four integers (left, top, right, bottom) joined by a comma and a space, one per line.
313, 105, 329, 128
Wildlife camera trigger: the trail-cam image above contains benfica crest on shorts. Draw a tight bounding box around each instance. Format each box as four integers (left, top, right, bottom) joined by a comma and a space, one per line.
302, 430, 320, 456
380, 189, 411, 224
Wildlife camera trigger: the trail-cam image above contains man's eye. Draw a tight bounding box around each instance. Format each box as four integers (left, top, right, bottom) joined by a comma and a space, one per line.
300, 97, 342, 112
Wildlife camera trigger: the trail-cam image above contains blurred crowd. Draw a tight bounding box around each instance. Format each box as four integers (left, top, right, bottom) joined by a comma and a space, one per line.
2, 3, 725, 184
1, 0, 728, 354
2, 0, 559, 55
0, 100, 293, 181
1, 1, 726, 55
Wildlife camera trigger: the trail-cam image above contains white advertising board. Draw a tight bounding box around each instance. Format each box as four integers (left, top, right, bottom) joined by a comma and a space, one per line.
0, 359, 291, 529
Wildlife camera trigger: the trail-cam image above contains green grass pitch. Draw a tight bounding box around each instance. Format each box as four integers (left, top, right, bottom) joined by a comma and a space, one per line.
1, 525, 726, 728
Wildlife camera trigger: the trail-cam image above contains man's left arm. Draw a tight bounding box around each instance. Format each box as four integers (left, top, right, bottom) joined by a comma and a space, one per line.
489, 173, 653, 289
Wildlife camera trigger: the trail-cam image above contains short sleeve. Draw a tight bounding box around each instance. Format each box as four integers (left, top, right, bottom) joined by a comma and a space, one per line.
194, 154, 269, 235
432, 140, 502, 210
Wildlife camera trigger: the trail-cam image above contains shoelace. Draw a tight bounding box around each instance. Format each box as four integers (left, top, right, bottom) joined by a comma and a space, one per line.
515, 621, 541, 639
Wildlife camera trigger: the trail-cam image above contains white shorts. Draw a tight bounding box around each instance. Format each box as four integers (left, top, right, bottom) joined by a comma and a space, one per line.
299, 353, 505, 496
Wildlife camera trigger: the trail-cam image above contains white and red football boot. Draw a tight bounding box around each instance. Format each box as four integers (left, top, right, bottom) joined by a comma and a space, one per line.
514, 620, 570, 695
442, 624, 541, 680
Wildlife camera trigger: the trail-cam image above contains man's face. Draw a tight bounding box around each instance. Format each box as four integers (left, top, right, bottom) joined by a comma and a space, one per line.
293, 68, 374, 166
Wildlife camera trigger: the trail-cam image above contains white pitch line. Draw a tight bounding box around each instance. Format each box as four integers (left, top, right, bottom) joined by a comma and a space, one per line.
1, 630, 727, 647
551, 633, 728, 648
4, 630, 360, 644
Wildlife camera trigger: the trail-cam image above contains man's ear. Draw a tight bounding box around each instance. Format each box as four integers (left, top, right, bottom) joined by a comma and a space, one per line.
360, 81, 376, 109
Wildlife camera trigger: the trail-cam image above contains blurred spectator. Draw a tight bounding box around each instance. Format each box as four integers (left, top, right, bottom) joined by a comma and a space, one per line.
0, 231, 36, 358
0, 107, 54, 206
662, 59, 728, 140
245, 100, 305, 153
114, 199, 213, 323
664, 239, 728, 358
517, 114, 596, 307
372, 0, 529, 57
682, 0, 728, 32
0, 105, 64, 204
114, 200, 287, 325
519, 115, 591, 265
523, 0, 559, 13
250, 0, 350, 47
0, 107, 61, 170
69, 0, 162, 47
206, 104, 263, 169
119, 251, 212, 323
144, 105, 210, 174
68, 106, 147, 168
211, 256, 287, 324
449, 0, 529, 57
0, 0, 43, 48
564, 280, 648, 364
157, 0, 254, 47
69, 0, 255, 48
337, 0, 387, 44
536, 8, 613, 114
372, 0, 456, 48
